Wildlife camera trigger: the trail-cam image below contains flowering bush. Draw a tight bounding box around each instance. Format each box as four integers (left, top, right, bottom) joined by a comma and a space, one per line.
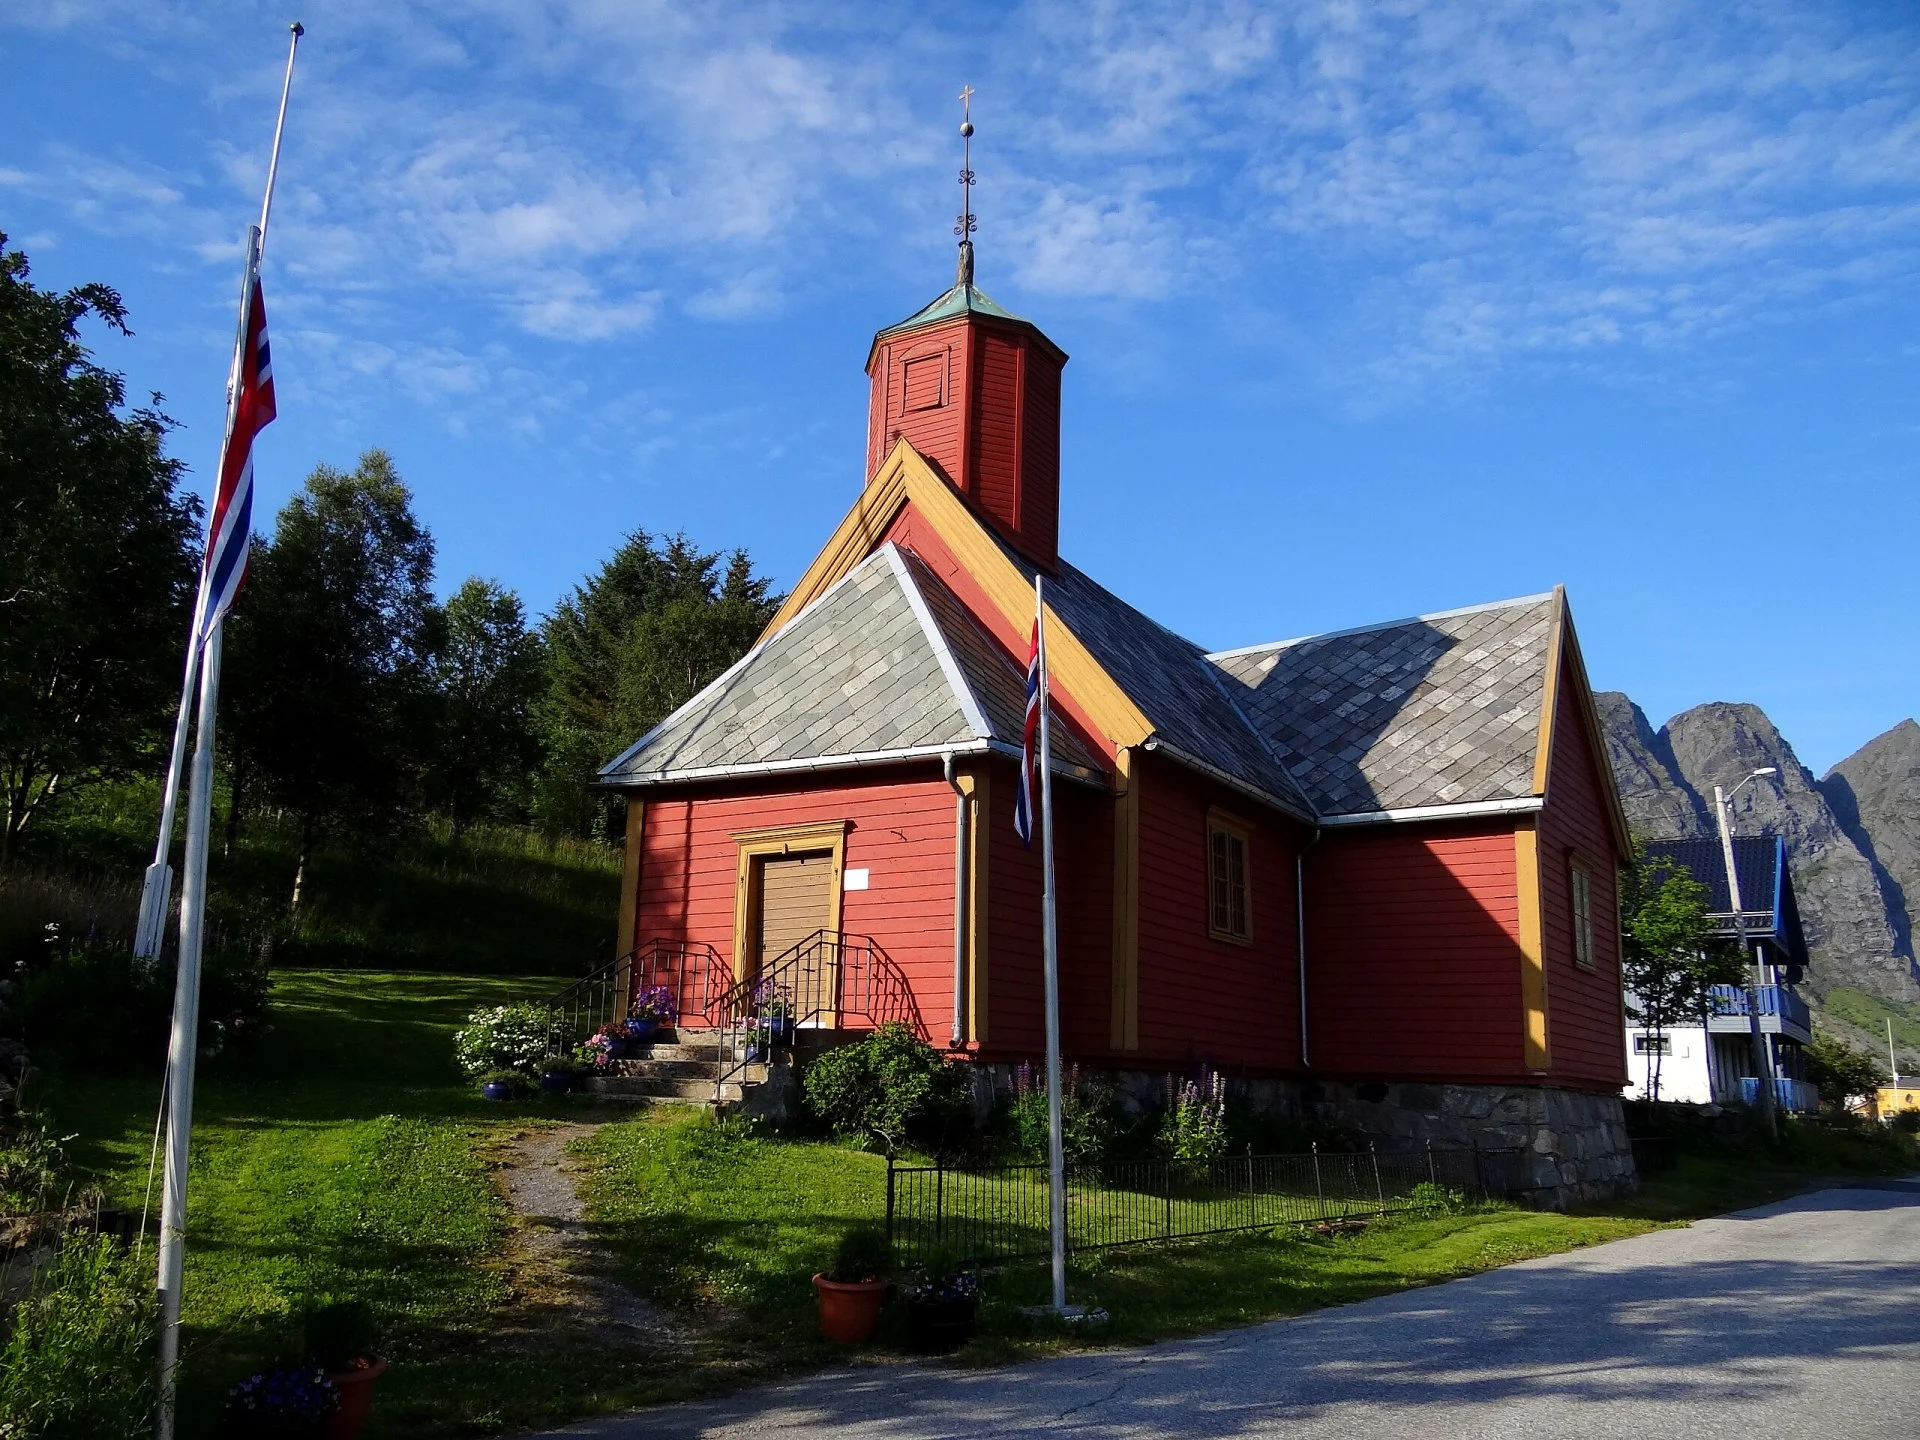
581, 1022, 625, 1071
1009, 1062, 1115, 1170
1159, 1070, 1229, 1165
452, 1003, 552, 1078
628, 985, 677, 1025
223, 1365, 338, 1432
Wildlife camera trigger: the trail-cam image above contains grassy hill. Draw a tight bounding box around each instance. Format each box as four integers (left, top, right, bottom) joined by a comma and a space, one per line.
2, 779, 621, 977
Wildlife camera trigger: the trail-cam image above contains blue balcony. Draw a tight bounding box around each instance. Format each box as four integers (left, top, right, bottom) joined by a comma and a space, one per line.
1740, 1076, 1820, 1113
1707, 984, 1812, 1043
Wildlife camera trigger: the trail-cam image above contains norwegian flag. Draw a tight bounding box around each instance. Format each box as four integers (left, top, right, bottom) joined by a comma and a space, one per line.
1013, 616, 1040, 847
196, 276, 275, 642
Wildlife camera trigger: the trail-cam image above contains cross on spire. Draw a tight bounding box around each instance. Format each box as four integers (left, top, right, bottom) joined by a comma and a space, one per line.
955, 85, 976, 286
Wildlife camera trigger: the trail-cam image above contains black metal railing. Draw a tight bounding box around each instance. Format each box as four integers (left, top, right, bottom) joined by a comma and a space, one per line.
886, 1144, 1496, 1269
709, 930, 924, 1099
544, 937, 727, 1055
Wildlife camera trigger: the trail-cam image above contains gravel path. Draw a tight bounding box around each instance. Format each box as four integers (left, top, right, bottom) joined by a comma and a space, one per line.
522, 1178, 1920, 1440
494, 1121, 690, 1349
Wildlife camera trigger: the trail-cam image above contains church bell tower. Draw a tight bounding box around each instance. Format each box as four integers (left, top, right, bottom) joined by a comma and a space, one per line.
864, 93, 1067, 573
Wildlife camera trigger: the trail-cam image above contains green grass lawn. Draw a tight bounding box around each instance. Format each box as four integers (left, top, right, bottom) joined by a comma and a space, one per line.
38, 969, 565, 1437
33, 967, 1916, 1438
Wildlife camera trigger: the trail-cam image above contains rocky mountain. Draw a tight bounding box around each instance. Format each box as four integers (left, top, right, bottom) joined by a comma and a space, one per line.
1821, 721, 1920, 965
1595, 694, 1919, 1015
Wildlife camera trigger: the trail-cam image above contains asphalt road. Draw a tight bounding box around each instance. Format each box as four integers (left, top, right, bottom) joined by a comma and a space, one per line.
534, 1180, 1920, 1440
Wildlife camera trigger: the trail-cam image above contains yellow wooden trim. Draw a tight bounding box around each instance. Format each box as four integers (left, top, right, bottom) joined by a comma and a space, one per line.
613, 796, 645, 1009
729, 820, 850, 983
1108, 747, 1140, 1050
961, 764, 990, 1043
758, 440, 1153, 752
1531, 585, 1566, 797
1516, 821, 1550, 1070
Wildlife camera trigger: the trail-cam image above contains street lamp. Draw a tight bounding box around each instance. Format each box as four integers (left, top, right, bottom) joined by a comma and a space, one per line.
1713, 767, 1778, 1138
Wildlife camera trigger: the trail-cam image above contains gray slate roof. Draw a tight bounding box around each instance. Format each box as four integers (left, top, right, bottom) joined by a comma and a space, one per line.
1209, 595, 1557, 816
1042, 562, 1317, 818
601, 545, 1100, 786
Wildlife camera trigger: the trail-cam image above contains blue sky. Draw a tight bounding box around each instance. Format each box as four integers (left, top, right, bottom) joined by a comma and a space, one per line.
4, 1, 1917, 774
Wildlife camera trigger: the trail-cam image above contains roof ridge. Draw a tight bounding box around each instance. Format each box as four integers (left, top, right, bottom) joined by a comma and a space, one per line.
1207, 591, 1559, 661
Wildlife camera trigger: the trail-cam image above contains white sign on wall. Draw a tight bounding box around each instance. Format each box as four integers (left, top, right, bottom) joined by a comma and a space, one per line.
843, 868, 870, 891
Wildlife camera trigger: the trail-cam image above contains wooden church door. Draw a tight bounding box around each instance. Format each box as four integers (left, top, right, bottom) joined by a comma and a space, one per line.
753, 851, 837, 1022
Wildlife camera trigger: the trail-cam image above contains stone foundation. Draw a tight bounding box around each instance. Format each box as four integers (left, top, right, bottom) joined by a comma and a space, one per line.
967, 1064, 1637, 1209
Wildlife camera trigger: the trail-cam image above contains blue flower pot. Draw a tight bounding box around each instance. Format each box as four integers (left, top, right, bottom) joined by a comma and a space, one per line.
767, 1018, 796, 1045
482, 1080, 515, 1101
625, 1018, 659, 1045
540, 1069, 573, 1093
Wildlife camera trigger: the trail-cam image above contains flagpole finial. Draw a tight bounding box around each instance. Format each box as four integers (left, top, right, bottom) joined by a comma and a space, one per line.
290, 20, 304, 36
955, 85, 976, 287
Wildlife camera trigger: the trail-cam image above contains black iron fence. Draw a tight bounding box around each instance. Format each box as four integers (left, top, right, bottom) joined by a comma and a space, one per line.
887, 1144, 1502, 1269
544, 938, 726, 1055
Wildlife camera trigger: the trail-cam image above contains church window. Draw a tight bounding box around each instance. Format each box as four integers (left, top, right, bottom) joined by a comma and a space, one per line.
903, 352, 947, 411
1207, 811, 1251, 944
1570, 858, 1595, 969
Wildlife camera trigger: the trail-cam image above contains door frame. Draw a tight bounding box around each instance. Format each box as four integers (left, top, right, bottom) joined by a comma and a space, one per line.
730, 820, 850, 984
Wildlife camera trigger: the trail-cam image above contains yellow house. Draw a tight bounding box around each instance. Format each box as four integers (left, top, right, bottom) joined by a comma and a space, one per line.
1875, 1084, 1920, 1119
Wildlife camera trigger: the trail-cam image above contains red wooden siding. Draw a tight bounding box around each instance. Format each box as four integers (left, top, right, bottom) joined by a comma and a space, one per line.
632, 769, 960, 1040
1307, 821, 1526, 1083
972, 332, 1023, 546
1132, 754, 1304, 1070
1538, 657, 1631, 1090
868, 322, 970, 487
1018, 355, 1060, 569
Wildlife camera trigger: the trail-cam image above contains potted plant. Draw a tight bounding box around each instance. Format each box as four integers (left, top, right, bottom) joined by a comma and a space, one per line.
812, 1225, 890, 1344
754, 981, 796, 1045
222, 1365, 338, 1437
904, 1246, 980, 1353
539, 1056, 584, 1093
304, 1301, 387, 1440
625, 984, 677, 1044
478, 1068, 523, 1101
585, 1022, 627, 1066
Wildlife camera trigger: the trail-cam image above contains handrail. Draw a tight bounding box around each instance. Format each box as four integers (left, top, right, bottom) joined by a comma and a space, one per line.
708, 929, 925, 1100
544, 937, 726, 1056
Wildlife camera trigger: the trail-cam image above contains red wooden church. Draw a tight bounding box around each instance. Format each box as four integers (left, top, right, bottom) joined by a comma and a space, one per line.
597, 243, 1637, 1203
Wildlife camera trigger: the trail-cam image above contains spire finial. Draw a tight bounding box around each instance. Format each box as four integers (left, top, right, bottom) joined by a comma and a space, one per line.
955, 84, 976, 287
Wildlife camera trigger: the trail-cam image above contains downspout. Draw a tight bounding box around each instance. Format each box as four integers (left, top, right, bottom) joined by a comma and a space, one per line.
943, 752, 970, 1048
1296, 826, 1323, 1067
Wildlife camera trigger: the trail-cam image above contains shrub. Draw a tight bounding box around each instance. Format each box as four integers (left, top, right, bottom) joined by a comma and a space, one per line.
1890, 1110, 1920, 1135
1, 1107, 73, 1214
10, 939, 269, 1069
0, 1230, 158, 1439
1007, 1063, 1116, 1170
827, 1225, 891, 1283
1407, 1180, 1470, 1213
476, 1067, 530, 1096
802, 1022, 958, 1153
1159, 1071, 1229, 1165
452, 1002, 552, 1077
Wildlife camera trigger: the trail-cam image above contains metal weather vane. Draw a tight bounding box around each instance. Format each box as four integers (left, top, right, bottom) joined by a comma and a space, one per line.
955, 84, 976, 284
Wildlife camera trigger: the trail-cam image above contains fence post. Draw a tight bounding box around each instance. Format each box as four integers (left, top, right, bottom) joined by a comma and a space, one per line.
886, 1155, 897, 1261
1163, 1161, 1173, 1239
935, 1159, 945, 1246
1426, 1138, 1437, 1189
1311, 1142, 1325, 1220
1246, 1144, 1256, 1229
1370, 1143, 1385, 1215
1472, 1141, 1485, 1200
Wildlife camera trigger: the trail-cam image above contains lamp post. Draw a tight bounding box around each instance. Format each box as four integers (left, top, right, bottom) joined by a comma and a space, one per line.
1713, 766, 1778, 1139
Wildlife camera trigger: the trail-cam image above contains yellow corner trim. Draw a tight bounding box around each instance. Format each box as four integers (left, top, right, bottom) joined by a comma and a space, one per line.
1531, 586, 1566, 797
1516, 822, 1549, 1070
1109, 747, 1141, 1050
960, 764, 990, 1044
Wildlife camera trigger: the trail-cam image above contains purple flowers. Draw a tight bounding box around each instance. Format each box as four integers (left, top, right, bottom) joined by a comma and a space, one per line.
629, 985, 678, 1025
224, 1364, 339, 1425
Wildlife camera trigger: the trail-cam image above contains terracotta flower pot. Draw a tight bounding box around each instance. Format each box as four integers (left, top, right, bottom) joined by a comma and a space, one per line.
812, 1273, 886, 1343
323, 1356, 387, 1440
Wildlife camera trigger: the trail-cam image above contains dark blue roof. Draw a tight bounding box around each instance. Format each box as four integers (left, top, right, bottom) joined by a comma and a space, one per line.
1641, 834, 1810, 975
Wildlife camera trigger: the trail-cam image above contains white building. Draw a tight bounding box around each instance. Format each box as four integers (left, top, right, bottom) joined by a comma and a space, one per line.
1624, 834, 1818, 1113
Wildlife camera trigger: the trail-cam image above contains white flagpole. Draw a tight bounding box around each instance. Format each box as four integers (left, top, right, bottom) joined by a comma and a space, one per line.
1036, 576, 1067, 1313
154, 24, 301, 1439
